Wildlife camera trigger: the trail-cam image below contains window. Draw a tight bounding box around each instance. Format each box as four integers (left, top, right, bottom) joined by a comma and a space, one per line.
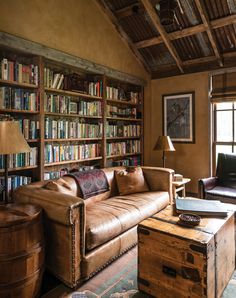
212, 101, 236, 168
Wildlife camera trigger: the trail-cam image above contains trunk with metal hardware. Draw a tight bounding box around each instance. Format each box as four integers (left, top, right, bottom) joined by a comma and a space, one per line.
138, 205, 235, 298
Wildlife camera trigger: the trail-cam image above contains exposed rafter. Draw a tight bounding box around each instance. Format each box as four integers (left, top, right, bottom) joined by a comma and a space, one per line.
135, 14, 236, 49
116, 3, 143, 19
140, 0, 184, 73
194, 0, 223, 67
95, 0, 151, 73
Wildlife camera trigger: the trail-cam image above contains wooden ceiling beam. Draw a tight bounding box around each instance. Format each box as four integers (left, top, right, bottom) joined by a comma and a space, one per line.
116, 3, 142, 19
140, 0, 184, 73
135, 14, 236, 49
95, 0, 151, 74
135, 24, 205, 48
153, 52, 236, 72
194, 0, 223, 67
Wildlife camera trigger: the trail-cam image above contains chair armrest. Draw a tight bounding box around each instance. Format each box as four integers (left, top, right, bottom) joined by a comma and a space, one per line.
142, 166, 174, 203
198, 177, 218, 199
13, 185, 85, 226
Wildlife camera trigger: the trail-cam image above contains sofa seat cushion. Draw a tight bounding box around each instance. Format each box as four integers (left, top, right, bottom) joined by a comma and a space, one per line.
206, 186, 236, 200
85, 191, 169, 251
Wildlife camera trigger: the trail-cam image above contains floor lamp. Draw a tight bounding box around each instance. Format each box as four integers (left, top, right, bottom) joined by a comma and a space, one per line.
0, 117, 30, 203
153, 135, 175, 167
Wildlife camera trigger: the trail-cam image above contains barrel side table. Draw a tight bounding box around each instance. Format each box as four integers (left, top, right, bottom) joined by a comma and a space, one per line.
0, 203, 45, 298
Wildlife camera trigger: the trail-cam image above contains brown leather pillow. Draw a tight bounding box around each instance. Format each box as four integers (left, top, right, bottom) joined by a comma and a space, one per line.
115, 167, 149, 195
44, 178, 75, 196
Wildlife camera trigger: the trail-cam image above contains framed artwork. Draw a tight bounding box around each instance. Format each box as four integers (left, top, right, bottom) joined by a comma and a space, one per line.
163, 92, 195, 143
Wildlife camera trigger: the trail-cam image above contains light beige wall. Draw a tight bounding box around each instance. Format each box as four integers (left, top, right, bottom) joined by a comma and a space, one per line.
0, 0, 149, 81
149, 72, 210, 194
0, 0, 152, 163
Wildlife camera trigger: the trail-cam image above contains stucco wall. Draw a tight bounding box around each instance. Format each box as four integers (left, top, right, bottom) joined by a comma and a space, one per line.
149, 72, 210, 194
0, 0, 149, 81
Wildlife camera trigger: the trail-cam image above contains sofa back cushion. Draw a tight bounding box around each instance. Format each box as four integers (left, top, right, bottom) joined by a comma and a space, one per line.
115, 167, 149, 195
216, 153, 236, 189
43, 166, 129, 205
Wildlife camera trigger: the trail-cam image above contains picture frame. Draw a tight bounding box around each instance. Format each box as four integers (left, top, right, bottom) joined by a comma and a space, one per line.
163, 92, 195, 143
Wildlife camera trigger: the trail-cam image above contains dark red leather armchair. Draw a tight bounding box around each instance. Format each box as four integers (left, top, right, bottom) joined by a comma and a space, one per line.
199, 153, 236, 204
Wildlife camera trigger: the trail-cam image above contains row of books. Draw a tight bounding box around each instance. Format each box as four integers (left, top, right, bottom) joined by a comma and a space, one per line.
0, 87, 39, 111
106, 86, 139, 103
111, 156, 141, 167
44, 94, 75, 114
1, 58, 38, 85
44, 168, 69, 180
107, 105, 137, 118
44, 93, 102, 116
43, 165, 97, 180
43, 68, 102, 97
0, 175, 31, 198
45, 143, 100, 163
0, 147, 37, 169
107, 140, 140, 156
88, 81, 102, 97
78, 101, 102, 117
19, 119, 39, 140
106, 124, 141, 138
45, 118, 102, 139
44, 68, 64, 89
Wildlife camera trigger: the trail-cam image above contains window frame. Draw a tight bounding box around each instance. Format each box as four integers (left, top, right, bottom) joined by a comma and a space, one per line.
212, 101, 236, 172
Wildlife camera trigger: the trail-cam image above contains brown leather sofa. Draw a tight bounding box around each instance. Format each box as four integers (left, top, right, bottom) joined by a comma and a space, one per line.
13, 166, 174, 288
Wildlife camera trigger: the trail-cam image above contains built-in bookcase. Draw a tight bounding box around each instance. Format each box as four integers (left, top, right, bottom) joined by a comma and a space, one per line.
0, 46, 144, 187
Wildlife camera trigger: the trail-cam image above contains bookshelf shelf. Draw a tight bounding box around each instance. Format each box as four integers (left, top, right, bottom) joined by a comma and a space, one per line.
44, 112, 102, 119
0, 165, 38, 173
45, 138, 102, 142
106, 99, 139, 106
0, 109, 39, 114
44, 87, 103, 101
0, 45, 144, 182
0, 79, 38, 89
44, 156, 103, 167
106, 153, 142, 159
106, 117, 142, 122
106, 136, 140, 140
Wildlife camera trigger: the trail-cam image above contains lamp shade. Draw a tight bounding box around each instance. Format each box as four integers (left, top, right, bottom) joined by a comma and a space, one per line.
153, 135, 175, 151
0, 121, 30, 154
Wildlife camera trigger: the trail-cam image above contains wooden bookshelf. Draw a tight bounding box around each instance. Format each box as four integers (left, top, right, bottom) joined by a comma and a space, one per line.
106, 153, 142, 159
45, 112, 102, 119
0, 165, 38, 173
106, 136, 140, 140
44, 87, 103, 100
0, 79, 38, 89
44, 157, 103, 167
106, 116, 142, 122
44, 138, 102, 142
106, 98, 139, 106
0, 109, 39, 114
0, 45, 144, 182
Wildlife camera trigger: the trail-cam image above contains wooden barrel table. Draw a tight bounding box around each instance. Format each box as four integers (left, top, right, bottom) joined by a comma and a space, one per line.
0, 203, 45, 298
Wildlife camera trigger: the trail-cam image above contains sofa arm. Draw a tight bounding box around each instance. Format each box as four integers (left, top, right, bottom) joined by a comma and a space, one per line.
13, 185, 85, 226
198, 177, 218, 199
13, 184, 85, 288
142, 166, 174, 203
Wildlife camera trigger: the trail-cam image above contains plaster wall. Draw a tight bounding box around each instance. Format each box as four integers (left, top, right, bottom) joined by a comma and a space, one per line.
150, 72, 210, 194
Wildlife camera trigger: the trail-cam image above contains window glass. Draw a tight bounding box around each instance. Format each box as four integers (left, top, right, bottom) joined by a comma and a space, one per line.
216, 111, 232, 141
216, 102, 233, 110
216, 145, 232, 164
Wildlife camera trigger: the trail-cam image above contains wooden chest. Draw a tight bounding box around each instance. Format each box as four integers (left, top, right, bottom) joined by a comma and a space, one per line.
138, 205, 235, 298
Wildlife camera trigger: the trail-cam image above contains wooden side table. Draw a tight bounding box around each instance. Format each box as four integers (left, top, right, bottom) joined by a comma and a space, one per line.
172, 178, 191, 198
0, 203, 45, 298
